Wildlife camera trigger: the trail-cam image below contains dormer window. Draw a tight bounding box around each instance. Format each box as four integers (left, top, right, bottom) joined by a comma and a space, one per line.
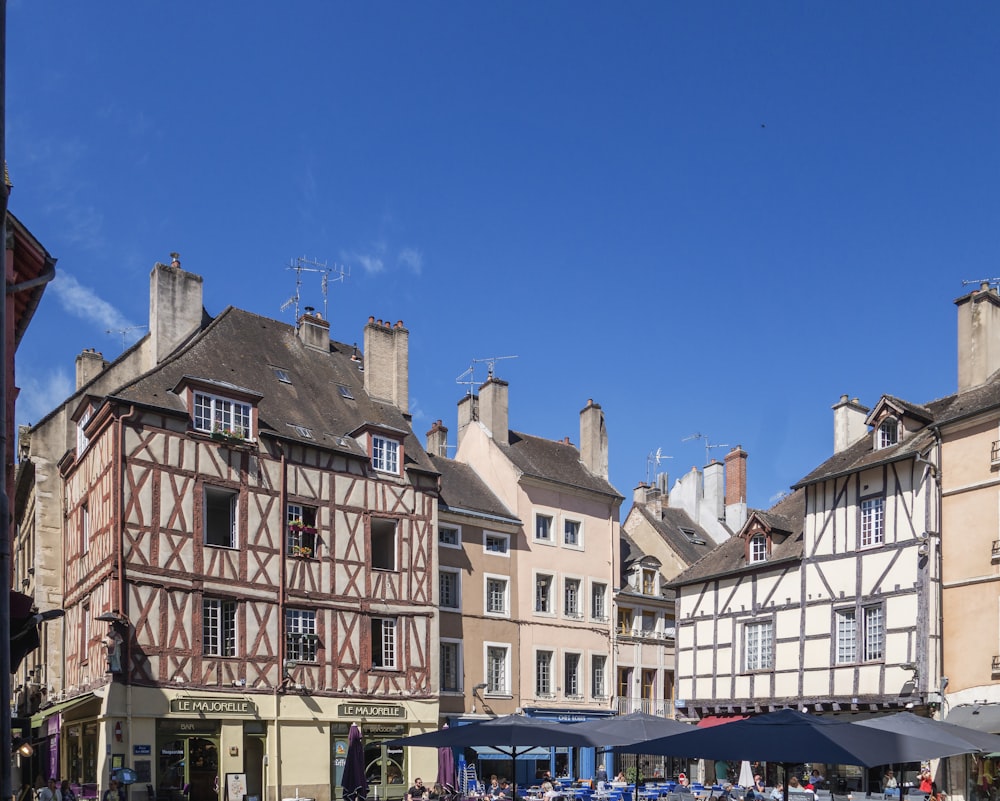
76, 407, 92, 455
876, 417, 899, 450
641, 568, 657, 595
194, 392, 253, 440
749, 534, 767, 563
372, 434, 400, 474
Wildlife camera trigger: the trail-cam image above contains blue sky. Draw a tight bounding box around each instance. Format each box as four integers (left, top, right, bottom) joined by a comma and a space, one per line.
6, 3, 999, 512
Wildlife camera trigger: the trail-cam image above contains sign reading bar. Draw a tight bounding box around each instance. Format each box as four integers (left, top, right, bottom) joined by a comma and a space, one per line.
169, 698, 256, 715
337, 703, 405, 719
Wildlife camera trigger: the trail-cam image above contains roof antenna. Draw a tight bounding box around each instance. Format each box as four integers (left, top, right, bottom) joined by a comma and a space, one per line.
105, 324, 148, 353
962, 278, 1000, 289
682, 432, 731, 466
281, 256, 350, 322
456, 355, 518, 395
646, 447, 672, 485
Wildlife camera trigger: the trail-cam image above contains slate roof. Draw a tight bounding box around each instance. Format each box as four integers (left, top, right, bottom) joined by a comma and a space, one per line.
667, 488, 806, 588
499, 430, 623, 500
111, 307, 437, 474
631, 504, 719, 567
429, 454, 519, 524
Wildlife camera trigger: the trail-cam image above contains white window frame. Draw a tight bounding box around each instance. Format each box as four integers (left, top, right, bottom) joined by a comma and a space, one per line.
744, 619, 774, 671
535, 648, 554, 697
564, 577, 582, 618
836, 608, 857, 664
563, 517, 583, 548
484, 573, 510, 618
439, 567, 462, 610
641, 567, 657, 595
534, 571, 555, 615
439, 524, 462, 549
534, 512, 554, 543
641, 610, 658, 637
591, 582, 607, 621
484, 641, 511, 695
371, 434, 400, 475
285, 609, 318, 662
864, 604, 885, 661
77, 407, 91, 455
287, 502, 317, 557
564, 650, 583, 698
203, 598, 237, 658
750, 534, 767, 563
440, 638, 463, 693
591, 652, 607, 699
483, 531, 510, 557
194, 391, 253, 439
860, 496, 885, 548
877, 417, 899, 450
204, 485, 238, 549
371, 518, 398, 571
372, 616, 397, 670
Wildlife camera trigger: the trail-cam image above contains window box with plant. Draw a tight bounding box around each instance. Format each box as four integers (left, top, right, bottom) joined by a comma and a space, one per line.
291, 545, 313, 558
211, 425, 248, 443
287, 517, 318, 558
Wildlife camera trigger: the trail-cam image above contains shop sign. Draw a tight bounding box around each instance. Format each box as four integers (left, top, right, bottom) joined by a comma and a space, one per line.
134, 745, 151, 755
157, 719, 222, 736
337, 703, 405, 719
169, 698, 256, 715
331, 722, 406, 737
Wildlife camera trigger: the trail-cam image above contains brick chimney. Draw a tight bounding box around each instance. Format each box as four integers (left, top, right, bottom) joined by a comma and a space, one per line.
724, 446, 748, 531
75, 348, 107, 390
297, 307, 331, 352
363, 317, 409, 414
478, 377, 509, 444
833, 394, 870, 454
580, 399, 609, 480
426, 419, 449, 458
149, 258, 203, 365
956, 282, 1000, 392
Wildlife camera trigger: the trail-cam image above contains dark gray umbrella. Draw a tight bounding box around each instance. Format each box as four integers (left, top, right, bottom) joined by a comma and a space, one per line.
855, 712, 1000, 754
573, 712, 695, 746
341, 723, 369, 801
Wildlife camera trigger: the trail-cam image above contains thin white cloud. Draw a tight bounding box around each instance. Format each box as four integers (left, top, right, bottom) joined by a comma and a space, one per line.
50, 272, 134, 333
345, 241, 389, 275
398, 248, 423, 275
16, 369, 73, 429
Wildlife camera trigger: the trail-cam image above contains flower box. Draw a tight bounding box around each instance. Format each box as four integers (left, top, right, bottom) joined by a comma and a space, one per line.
291, 545, 313, 558
211, 427, 247, 444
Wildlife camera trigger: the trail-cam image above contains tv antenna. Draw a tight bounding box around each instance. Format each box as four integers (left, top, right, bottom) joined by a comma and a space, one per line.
456, 355, 518, 394
962, 278, 1000, 289
280, 256, 349, 322
682, 432, 731, 465
105, 324, 148, 352
646, 447, 673, 484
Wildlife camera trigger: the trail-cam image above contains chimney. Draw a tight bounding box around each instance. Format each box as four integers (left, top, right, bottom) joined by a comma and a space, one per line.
457, 393, 478, 444
633, 482, 663, 517
580, 399, 609, 480
426, 420, 449, 458
363, 317, 409, 414
703, 460, 724, 522
479, 377, 509, 444
75, 348, 107, 390
956, 282, 1000, 392
833, 394, 870, 453
297, 307, 330, 352
150, 259, 203, 365
724, 446, 748, 531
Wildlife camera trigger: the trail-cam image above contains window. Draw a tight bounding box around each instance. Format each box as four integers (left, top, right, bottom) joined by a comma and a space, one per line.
836, 609, 857, 664
205, 486, 237, 548
81, 501, 90, 555
486, 644, 509, 694
371, 435, 400, 474
861, 497, 885, 547
877, 418, 899, 449
535, 513, 552, 542
592, 654, 607, 698
641, 568, 657, 595
371, 518, 397, 570
536, 650, 554, 696
439, 525, 461, 548
564, 579, 581, 618
439, 568, 461, 609
750, 534, 767, 563
837, 605, 884, 664
641, 611, 657, 636
864, 605, 885, 661
77, 408, 91, 455
194, 392, 252, 439
745, 620, 773, 671
441, 640, 462, 692
372, 617, 397, 669
535, 574, 554, 613
203, 598, 236, 657
617, 667, 632, 697
484, 532, 509, 555
485, 576, 509, 616
565, 653, 581, 697
285, 609, 317, 662
337, 384, 354, 400
287, 503, 317, 557
564, 519, 581, 546
273, 368, 291, 384
641, 669, 657, 700
591, 583, 607, 621
618, 607, 634, 635
81, 601, 90, 662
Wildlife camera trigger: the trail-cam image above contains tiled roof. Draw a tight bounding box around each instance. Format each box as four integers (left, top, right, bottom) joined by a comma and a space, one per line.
112, 307, 437, 474
429, 454, 519, 523
635, 504, 718, 567
499, 430, 622, 500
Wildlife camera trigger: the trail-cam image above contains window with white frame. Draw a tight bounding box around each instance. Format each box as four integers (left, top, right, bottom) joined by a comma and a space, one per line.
439, 568, 461, 610
536, 650, 554, 696
564, 578, 581, 618
285, 609, 317, 662
864, 605, 885, 661
564, 652, 581, 697
591, 654, 607, 698
535, 574, 554, 613
750, 534, 767, 563
372, 616, 397, 669
836, 609, 857, 664
745, 619, 773, 671
877, 417, 899, 449
836, 605, 884, 663
535, 513, 553, 542
564, 519, 581, 546
641, 611, 657, 636
287, 503, 317, 557
641, 568, 657, 595
591, 583, 607, 621
371, 518, 397, 570
203, 598, 236, 657
484, 532, 510, 555
371, 434, 400, 474
441, 640, 462, 692
860, 497, 885, 547
485, 576, 509, 617
486, 644, 509, 694
205, 486, 238, 548
77, 407, 91, 455
439, 525, 461, 548
194, 392, 252, 439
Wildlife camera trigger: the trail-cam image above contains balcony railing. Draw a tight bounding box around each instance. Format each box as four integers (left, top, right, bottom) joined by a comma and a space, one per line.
614, 696, 674, 717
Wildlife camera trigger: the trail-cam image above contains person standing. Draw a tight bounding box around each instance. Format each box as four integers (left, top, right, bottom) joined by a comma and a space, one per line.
102, 781, 124, 801
60, 783, 77, 801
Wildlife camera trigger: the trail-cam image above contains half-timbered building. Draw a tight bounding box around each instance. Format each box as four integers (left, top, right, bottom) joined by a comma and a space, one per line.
18, 260, 441, 801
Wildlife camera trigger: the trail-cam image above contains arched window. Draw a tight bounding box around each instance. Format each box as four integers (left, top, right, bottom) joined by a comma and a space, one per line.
877, 417, 899, 449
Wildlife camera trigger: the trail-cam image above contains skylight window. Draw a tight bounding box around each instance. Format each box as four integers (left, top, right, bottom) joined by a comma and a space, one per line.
273, 368, 292, 384
337, 384, 355, 400
292, 425, 314, 439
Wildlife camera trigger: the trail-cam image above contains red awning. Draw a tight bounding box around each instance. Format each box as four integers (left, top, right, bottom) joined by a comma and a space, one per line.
697, 715, 749, 728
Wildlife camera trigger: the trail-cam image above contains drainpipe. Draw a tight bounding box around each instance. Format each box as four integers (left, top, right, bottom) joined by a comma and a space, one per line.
273, 442, 288, 801
117, 404, 139, 791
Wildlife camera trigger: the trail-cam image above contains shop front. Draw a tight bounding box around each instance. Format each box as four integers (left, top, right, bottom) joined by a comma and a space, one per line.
332, 704, 415, 801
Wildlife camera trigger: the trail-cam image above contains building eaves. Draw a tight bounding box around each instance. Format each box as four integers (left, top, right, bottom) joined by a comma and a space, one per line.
429, 454, 519, 524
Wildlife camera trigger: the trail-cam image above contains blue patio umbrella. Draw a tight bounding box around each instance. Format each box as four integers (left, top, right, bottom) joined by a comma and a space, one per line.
341, 723, 369, 801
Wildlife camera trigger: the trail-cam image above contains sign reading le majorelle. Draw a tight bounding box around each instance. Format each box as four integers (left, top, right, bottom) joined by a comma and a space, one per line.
170, 698, 256, 715
338, 703, 406, 719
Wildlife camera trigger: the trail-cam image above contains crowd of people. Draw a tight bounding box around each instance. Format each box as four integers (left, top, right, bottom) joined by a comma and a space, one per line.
16, 779, 124, 801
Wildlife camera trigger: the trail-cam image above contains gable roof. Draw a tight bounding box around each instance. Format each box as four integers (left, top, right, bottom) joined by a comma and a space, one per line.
499, 429, 622, 500
429, 454, 519, 525
111, 306, 437, 474
631, 503, 718, 567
